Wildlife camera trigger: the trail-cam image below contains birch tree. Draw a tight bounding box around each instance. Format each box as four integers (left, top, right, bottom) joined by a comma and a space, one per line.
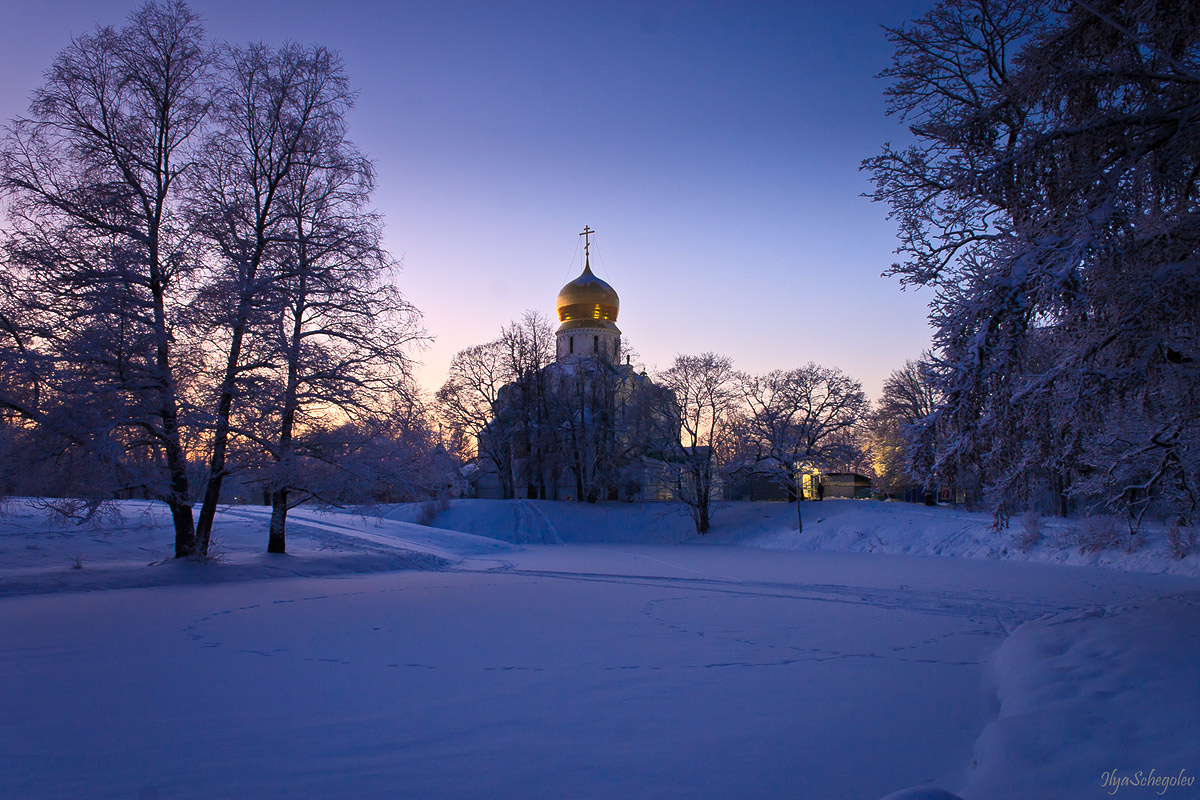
258, 117, 425, 553
189, 42, 356, 555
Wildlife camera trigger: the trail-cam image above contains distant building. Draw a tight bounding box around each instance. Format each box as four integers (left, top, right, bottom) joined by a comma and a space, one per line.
812, 472, 872, 500
724, 466, 873, 502
474, 228, 680, 501
723, 466, 792, 501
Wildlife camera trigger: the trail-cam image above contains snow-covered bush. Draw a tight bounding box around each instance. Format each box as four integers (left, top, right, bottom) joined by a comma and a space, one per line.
1166, 520, 1196, 560
1069, 516, 1121, 554
414, 496, 451, 527
1014, 511, 1043, 552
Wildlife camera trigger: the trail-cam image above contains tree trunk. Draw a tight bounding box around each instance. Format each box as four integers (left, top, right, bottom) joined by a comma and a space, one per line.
796, 489, 803, 533
266, 281, 306, 555
169, 498, 196, 559
195, 316, 250, 556
268, 487, 288, 554
1055, 470, 1070, 518
161, 379, 196, 558
694, 462, 711, 535
149, 242, 197, 559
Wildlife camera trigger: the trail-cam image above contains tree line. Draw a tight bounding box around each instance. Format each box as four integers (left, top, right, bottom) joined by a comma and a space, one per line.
0, 1, 446, 557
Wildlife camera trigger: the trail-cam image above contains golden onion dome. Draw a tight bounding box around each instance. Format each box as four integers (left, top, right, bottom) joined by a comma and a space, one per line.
555, 259, 620, 332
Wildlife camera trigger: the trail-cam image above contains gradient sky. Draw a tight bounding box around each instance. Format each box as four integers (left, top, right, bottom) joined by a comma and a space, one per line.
1, 0, 937, 400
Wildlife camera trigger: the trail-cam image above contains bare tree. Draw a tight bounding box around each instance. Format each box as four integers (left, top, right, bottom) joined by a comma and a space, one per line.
189, 42, 356, 555
656, 353, 739, 534
496, 311, 557, 498
438, 340, 514, 493
256, 108, 425, 553
553, 357, 620, 502
0, 1, 210, 556
0, 3, 430, 556
438, 312, 554, 499
497, 311, 555, 380
871, 357, 940, 499
736, 364, 869, 531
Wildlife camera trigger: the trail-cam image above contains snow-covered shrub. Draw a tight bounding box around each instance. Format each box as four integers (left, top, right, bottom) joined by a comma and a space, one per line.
414, 496, 451, 527
190, 533, 226, 564
1014, 511, 1043, 552
1070, 515, 1121, 554
1166, 520, 1196, 560
34, 498, 125, 529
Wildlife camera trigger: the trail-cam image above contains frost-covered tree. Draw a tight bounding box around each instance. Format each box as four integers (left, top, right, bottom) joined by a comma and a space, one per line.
865, 0, 1200, 527
0, 2, 428, 557
0, 1, 210, 555
268, 396, 457, 510
871, 357, 941, 500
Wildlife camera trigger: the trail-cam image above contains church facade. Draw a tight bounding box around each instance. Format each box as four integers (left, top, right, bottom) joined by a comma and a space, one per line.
474, 230, 681, 501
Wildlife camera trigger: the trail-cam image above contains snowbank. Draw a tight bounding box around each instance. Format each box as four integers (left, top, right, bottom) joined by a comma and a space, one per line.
380, 497, 1200, 577
963, 592, 1200, 799
9, 497, 1193, 590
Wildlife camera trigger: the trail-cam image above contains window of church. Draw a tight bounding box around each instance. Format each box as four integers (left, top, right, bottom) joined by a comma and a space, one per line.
569, 336, 574, 354
593, 335, 599, 353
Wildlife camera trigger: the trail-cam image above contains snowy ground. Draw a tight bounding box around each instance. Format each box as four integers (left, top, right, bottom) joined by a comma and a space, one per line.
1, 498, 1197, 799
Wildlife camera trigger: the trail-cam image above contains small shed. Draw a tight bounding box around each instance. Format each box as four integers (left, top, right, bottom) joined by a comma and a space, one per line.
817, 472, 872, 499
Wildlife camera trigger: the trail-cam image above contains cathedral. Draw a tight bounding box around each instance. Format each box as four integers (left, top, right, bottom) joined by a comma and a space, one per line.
474, 229, 680, 501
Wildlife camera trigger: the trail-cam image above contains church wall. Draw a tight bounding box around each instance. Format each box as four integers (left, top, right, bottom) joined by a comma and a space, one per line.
556, 327, 620, 363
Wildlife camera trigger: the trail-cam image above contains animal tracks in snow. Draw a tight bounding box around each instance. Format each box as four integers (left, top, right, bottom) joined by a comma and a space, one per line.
177, 552, 1071, 676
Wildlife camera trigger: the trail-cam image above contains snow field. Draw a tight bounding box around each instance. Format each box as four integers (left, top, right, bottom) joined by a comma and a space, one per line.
1, 498, 1197, 798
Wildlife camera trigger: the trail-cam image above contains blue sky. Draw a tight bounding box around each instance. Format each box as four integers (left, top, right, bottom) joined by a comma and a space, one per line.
1, 0, 937, 399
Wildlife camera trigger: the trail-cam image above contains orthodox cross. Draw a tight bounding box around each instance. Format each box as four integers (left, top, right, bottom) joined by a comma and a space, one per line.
580, 225, 595, 259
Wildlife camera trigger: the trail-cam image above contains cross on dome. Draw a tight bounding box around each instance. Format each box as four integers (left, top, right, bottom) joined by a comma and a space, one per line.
580, 225, 595, 265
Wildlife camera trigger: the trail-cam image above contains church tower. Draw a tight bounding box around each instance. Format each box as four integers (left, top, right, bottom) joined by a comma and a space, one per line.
555, 226, 621, 363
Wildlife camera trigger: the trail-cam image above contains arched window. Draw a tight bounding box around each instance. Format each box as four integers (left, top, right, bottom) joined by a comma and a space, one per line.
593, 335, 599, 353
569, 336, 574, 354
